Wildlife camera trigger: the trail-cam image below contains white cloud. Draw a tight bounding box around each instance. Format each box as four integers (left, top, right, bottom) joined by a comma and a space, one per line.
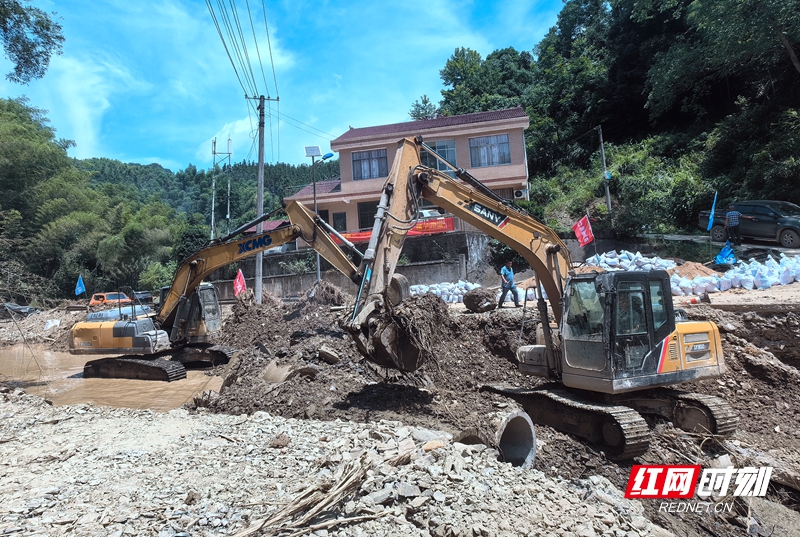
45, 53, 145, 159
198, 116, 260, 163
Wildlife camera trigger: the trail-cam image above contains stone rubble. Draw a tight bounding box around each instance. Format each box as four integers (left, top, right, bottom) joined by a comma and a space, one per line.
0, 385, 674, 537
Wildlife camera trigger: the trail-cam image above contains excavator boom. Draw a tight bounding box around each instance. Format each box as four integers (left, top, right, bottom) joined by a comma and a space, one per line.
72, 201, 361, 381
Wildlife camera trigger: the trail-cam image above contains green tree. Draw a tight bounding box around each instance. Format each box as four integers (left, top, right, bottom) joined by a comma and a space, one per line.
646, 0, 800, 118
409, 95, 439, 120
0, 0, 64, 84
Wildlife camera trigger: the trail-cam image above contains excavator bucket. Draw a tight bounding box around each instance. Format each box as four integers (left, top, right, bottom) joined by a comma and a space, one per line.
347, 276, 445, 373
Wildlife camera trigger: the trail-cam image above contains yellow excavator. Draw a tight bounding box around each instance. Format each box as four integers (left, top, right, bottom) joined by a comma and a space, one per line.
346, 137, 737, 458
70, 201, 362, 382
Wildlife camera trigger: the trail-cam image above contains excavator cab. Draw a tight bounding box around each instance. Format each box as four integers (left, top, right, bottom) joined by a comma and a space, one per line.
554, 270, 724, 394
166, 282, 222, 345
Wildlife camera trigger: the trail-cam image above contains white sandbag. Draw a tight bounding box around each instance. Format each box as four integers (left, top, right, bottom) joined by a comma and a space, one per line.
679, 277, 694, 295
753, 272, 772, 290
779, 267, 794, 286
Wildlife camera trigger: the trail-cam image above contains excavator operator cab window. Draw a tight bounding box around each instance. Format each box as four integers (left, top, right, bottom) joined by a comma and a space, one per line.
565, 281, 604, 337
616, 283, 647, 336
650, 282, 668, 332
563, 279, 607, 371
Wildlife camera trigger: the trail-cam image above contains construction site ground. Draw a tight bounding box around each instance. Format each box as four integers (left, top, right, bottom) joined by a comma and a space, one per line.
1, 267, 800, 537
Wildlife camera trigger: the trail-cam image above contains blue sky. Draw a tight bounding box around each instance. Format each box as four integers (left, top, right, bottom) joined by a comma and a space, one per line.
0, 0, 561, 171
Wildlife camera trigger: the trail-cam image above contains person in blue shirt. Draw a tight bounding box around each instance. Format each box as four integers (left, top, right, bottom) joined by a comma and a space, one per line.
724, 206, 753, 246
498, 260, 521, 308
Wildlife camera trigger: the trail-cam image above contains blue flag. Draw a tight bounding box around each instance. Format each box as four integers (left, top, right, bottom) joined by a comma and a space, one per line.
706, 191, 718, 231
75, 275, 85, 296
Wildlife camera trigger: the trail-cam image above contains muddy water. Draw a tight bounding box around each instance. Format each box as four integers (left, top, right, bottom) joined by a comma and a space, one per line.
0, 344, 222, 412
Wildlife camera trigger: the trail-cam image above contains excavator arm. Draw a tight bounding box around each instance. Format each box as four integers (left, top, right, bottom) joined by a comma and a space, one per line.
158, 200, 360, 345
348, 137, 572, 371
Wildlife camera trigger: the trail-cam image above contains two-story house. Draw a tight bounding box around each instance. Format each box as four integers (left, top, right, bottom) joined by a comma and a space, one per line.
287, 107, 530, 235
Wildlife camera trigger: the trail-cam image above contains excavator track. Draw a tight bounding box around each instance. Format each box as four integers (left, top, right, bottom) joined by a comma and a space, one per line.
618, 389, 738, 437
83, 357, 187, 382
481, 385, 651, 460
170, 344, 237, 368
83, 345, 237, 382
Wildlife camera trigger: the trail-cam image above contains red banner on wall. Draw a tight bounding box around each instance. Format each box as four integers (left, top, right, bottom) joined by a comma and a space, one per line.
333, 216, 456, 244
571, 216, 595, 247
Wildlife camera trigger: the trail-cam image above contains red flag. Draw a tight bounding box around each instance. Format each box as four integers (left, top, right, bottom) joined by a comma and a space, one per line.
233, 269, 247, 296
571, 216, 595, 247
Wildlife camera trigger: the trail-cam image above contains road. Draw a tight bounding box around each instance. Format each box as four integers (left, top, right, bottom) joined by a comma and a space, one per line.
645, 233, 800, 256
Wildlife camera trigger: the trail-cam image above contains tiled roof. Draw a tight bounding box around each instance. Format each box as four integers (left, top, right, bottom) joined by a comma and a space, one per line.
332, 107, 528, 144
287, 179, 342, 199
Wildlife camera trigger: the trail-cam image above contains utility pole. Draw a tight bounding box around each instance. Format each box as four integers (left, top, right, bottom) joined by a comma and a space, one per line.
255, 95, 266, 304
598, 125, 612, 214
212, 137, 233, 237
245, 94, 278, 305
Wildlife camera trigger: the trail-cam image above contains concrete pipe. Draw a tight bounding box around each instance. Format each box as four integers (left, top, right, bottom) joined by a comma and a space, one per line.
456, 409, 537, 468
493, 409, 536, 468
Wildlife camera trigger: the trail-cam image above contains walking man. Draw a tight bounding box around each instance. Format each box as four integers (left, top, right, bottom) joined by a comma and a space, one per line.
725, 206, 752, 246
498, 260, 521, 308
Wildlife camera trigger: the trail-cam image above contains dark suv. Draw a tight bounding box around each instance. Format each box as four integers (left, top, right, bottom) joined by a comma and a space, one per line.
133, 290, 154, 304
700, 200, 800, 247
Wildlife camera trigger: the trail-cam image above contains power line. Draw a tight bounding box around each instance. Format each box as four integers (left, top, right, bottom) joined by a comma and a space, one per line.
245, 0, 270, 97
261, 0, 279, 97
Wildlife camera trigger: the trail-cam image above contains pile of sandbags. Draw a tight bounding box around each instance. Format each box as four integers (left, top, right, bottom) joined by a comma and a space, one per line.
409, 280, 481, 303
671, 254, 800, 296
585, 250, 678, 272
585, 249, 800, 296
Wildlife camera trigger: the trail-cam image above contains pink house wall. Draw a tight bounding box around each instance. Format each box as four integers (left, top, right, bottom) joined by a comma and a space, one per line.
289, 108, 530, 233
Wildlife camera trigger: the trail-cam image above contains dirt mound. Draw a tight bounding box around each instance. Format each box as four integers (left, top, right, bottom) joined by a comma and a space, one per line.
463, 287, 497, 312
300, 280, 349, 306
668, 260, 719, 278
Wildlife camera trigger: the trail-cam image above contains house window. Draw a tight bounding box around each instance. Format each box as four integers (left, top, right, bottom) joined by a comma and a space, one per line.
420, 139, 457, 178
318, 210, 329, 224
357, 201, 379, 230
469, 134, 511, 167
333, 212, 347, 232
352, 149, 388, 180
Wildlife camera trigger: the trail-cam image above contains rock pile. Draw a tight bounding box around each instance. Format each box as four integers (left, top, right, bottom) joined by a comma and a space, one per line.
0, 385, 674, 537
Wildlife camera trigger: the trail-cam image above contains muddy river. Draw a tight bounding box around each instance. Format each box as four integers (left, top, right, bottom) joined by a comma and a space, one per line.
0, 344, 222, 411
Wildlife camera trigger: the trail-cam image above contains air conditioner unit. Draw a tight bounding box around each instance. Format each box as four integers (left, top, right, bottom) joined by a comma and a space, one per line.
514, 189, 527, 199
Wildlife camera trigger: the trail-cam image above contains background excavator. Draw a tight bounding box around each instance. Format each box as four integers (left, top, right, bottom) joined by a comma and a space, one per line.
346, 137, 737, 458
70, 201, 362, 382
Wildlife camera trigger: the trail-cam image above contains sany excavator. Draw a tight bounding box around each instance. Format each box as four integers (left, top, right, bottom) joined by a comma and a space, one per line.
346, 137, 737, 458
70, 201, 361, 382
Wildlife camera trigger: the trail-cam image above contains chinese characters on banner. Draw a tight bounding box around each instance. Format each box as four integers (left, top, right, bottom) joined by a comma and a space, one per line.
571, 215, 595, 247
233, 269, 247, 296
625, 465, 773, 499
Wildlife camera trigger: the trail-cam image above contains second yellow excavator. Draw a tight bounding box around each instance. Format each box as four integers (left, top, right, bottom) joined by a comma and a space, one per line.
346, 137, 737, 458
70, 201, 362, 381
